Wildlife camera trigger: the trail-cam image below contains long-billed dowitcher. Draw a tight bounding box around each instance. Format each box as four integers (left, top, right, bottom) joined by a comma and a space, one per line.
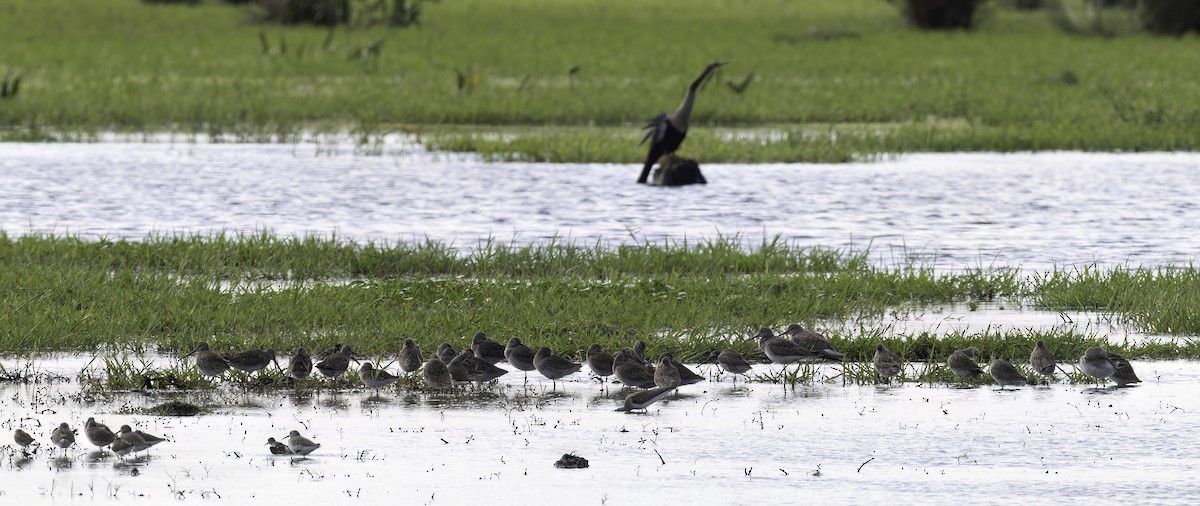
315, 345, 354, 378
615, 386, 676, 413
632, 340, 651, 365
50, 422, 75, 449
225, 348, 280, 374
472, 332, 507, 365
134, 428, 166, 449
505, 338, 537, 378
654, 354, 682, 388
13, 429, 34, 448
714, 349, 752, 375
586, 344, 615, 381
359, 363, 402, 388
873, 343, 903, 380
116, 425, 150, 454
1107, 351, 1141, 386
534, 347, 582, 386
1079, 347, 1117, 381
436, 343, 457, 364
290, 347, 313, 379
452, 349, 507, 383
267, 437, 293, 455
399, 339, 424, 373
184, 342, 230, 377
1029, 341, 1057, 377
780, 324, 844, 361
612, 349, 658, 388
110, 436, 136, 457
422, 356, 454, 389
947, 347, 985, 380
448, 350, 483, 383
988, 359, 1029, 390
84, 417, 116, 449
668, 355, 704, 385
755, 328, 817, 364
286, 430, 321, 456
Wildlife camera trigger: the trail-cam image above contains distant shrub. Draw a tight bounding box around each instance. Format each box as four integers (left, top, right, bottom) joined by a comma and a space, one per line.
1051, 0, 1199, 36
1139, 0, 1200, 35
249, 0, 432, 27
888, 0, 989, 30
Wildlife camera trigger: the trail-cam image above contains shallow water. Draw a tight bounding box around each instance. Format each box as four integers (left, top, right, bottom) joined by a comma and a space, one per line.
2, 355, 1197, 504
3, 142, 1200, 270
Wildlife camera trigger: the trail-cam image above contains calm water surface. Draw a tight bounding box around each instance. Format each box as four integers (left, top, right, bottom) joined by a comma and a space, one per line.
2, 142, 1199, 270
1, 355, 1197, 504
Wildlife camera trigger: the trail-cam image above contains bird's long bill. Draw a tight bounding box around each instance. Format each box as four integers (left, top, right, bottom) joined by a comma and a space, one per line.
182, 346, 200, 358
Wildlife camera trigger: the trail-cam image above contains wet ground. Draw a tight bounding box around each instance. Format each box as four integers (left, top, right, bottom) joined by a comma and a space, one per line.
3, 141, 1200, 271
2, 355, 1196, 504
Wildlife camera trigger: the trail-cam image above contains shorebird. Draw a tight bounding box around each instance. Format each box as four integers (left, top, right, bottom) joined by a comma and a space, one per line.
947, 347, 985, 380
670, 355, 705, 386
988, 359, 1029, 390
116, 425, 150, 455
1079, 347, 1117, 382
436, 343, 457, 364
534, 347, 582, 387
13, 429, 34, 449
84, 417, 117, 449
110, 437, 136, 457
451, 350, 507, 383
133, 428, 167, 449
1108, 351, 1141, 386
399, 339, 424, 373
612, 349, 658, 388
472, 332, 507, 365
315, 343, 344, 361
632, 340, 651, 365
873, 343, 903, 381
359, 363, 402, 388
615, 386, 677, 413
290, 347, 313, 379
755, 328, 817, 364
286, 430, 321, 456
422, 356, 454, 389
714, 349, 752, 375
224, 348, 280, 374
505, 338, 537, 379
448, 350, 483, 383
586, 344, 615, 382
654, 354, 682, 388
50, 422, 75, 449
315, 345, 354, 378
780, 324, 844, 361
184, 342, 230, 377
267, 437, 293, 455
1029, 341, 1057, 377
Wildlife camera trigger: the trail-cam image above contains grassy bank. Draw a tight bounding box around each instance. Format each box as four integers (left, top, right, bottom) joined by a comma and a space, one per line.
2, 0, 1200, 160
1, 233, 1198, 364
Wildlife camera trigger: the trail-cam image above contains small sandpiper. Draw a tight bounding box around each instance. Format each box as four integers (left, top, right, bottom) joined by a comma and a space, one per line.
359, 363, 402, 388
84, 417, 117, 449
615, 386, 676, 413
267, 437, 293, 455
436, 343, 457, 364
534, 347, 582, 386
50, 422, 75, 450
286, 430, 321, 456
472, 332, 507, 365
873, 343, 903, 381
612, 349, 658, 388
422, 356, 454, 389
13, 429, 34, 449
315, 345, 354, 378
110, 437, 136, 457
780, 324, 844, 361
1029, 341, 1057, 377
654, 354, 682, 388
224, 348, 280, 374
1079, 347, 1117, 382
116, 425, 150, 454
988, 359, 1029, 390
586, 344, 615, 381
504, 338, 538, 378
947, 347, 985, 380
290, 347, 313, 379
714, 349, 752, 375
399, 339, 424, 373
184, 342, 230, 377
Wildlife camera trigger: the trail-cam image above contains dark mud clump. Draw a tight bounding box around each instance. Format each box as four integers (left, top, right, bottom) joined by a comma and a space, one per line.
145, 400, 203, 416
554, 453, 589, 469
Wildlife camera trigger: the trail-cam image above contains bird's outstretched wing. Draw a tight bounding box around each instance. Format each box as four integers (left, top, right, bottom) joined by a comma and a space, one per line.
640, 113, 668, 146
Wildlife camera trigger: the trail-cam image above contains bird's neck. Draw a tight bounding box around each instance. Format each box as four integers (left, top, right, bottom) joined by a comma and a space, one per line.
669, 67, 714, 132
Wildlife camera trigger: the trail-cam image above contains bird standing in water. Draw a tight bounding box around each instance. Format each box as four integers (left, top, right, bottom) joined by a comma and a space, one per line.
638, 61, 727, 184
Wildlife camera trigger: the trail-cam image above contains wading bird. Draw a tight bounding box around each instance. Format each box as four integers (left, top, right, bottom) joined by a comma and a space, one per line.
638, 61, 727, 184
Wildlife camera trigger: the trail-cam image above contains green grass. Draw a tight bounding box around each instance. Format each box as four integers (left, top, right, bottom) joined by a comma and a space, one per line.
3, 0, 1200, 160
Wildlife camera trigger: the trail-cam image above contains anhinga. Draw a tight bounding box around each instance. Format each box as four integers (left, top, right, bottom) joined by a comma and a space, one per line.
638, 61, 727, 184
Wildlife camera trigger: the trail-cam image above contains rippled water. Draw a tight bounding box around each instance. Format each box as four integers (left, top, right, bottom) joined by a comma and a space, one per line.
2, 355, 1197, 503
3, 141, 1200, 270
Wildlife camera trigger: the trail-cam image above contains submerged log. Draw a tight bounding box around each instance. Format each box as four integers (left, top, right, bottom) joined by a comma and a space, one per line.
650, 157, 707, 186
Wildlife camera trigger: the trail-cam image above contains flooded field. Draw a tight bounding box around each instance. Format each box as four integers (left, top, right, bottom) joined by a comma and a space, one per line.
3, 355, 1197, 503
3, 142, 1200, 271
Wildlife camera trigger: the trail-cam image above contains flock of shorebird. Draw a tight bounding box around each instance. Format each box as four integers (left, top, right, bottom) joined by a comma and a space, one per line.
11, 324, 1140, 459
